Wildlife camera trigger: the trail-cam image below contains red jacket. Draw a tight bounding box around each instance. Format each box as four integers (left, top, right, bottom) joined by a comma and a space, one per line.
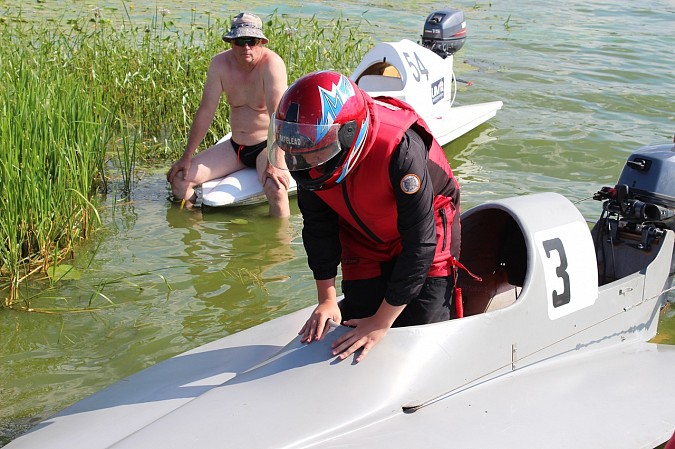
298, 96, 461, 306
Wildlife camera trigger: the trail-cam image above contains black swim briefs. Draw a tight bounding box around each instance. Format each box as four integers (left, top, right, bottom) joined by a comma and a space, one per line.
230, 139, 267, 168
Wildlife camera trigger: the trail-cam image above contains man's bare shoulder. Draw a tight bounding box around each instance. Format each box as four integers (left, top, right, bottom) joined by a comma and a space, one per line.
259, 47, 287, 70
211, 49, 234, 67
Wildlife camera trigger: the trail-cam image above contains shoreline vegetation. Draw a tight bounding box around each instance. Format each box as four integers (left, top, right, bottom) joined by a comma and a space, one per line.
0, 5, 371, 309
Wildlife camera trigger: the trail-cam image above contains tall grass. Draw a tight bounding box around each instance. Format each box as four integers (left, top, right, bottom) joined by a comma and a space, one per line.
0, 25, 110, 305
0, 7, 372, 308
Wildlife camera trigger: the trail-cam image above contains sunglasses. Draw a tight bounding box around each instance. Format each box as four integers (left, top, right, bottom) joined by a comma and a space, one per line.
232, 37, 261, 47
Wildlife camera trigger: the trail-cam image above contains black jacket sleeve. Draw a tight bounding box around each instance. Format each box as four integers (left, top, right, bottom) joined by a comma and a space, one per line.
384, 128, 437, 306
297, 187, 341, 280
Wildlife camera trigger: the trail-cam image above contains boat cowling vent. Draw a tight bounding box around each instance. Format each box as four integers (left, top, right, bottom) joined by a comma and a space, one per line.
421, 9, 467, 59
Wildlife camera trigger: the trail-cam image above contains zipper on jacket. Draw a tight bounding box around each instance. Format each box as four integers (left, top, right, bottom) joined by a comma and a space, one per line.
439, 207, 448, 251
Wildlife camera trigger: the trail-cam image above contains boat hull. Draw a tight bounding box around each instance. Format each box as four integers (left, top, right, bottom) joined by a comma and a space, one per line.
8, 192, 675, 448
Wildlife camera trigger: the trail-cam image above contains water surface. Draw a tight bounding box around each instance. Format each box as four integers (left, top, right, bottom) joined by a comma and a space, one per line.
1, 0, 674, 445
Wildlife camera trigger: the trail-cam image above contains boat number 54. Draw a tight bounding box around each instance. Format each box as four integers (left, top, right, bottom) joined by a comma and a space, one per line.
403, 51, 429, 82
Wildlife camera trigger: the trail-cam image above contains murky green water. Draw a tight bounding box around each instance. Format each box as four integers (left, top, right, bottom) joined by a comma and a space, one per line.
1, 0, 674, 445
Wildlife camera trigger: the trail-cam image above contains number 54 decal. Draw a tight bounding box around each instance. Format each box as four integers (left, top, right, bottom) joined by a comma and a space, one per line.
402, 51, 429, 82
536, 221, 598, 320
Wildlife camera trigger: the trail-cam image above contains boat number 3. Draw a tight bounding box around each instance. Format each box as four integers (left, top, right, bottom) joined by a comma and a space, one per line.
402, 51, 429, 82
542, 238, 571, 308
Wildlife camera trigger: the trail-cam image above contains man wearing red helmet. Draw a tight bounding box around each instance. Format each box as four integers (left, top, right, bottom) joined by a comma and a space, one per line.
269, 70, 461, 362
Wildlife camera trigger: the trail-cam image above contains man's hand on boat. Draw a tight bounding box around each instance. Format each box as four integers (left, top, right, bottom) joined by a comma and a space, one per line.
299, 299, 342, 344
300, 296, 405, 363
331, 301, 404, 363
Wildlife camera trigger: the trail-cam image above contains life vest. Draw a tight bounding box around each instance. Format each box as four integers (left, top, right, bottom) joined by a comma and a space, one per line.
315, 96, 460, 280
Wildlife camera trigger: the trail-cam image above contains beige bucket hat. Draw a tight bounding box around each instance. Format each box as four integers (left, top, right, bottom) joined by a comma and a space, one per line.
222, 12, 269, 44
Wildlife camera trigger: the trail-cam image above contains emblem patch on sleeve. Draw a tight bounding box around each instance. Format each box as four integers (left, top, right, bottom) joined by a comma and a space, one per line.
400, 174, 421, 194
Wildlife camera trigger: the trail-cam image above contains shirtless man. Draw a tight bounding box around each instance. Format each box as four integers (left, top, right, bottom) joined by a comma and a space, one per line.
166, 12, 290, 217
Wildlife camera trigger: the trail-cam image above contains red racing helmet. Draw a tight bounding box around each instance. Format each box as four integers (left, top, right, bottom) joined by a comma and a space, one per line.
268, 70, 371, 191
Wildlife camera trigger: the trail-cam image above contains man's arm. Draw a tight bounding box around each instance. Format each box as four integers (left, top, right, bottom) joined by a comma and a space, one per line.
261, 51, 290, 187
297, 188, 341, 280
297, 188, 344, 342
167, 55, 225, 183
385, 128, 437, 305
184, 56, 226, 158
263, 51, 288, 121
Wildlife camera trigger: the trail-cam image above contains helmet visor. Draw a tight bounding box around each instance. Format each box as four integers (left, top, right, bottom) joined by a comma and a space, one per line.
269, 115, 342, 171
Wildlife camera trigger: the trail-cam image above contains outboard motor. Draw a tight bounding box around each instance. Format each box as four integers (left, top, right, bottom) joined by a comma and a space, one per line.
593, 137, 675, 298
594, 140, 675, 237
421, 9, 467, 59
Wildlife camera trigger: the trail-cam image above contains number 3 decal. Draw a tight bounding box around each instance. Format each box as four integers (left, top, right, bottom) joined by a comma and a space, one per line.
536, 218, 598, 320
542, 238, 571, 308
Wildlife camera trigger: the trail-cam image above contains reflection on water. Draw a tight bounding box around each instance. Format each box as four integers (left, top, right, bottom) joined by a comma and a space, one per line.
163, 203, 311, 339
446, 125, 503, 194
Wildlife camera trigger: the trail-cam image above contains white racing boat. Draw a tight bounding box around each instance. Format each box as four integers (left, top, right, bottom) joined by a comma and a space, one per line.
7, 140, 675, 448
201, 9, 503, 208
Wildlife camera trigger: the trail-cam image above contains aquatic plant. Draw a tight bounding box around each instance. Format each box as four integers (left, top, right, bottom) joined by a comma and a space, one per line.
0, 7, 371, 308
0, 22, 110, 306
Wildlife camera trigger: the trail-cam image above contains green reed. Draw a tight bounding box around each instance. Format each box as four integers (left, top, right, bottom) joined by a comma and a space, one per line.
0, 24, 110, 305
115, 119, 139, 195
0, 8, 371, 308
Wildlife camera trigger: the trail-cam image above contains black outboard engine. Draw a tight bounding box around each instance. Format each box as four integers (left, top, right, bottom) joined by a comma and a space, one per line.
421, 9, 467, 59
594, 140, 675, 239
593, 138, 675, 297
616, 143, 675, 230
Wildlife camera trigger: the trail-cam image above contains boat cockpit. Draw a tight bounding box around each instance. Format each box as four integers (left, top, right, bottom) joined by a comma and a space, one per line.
458, 208, 527, 317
